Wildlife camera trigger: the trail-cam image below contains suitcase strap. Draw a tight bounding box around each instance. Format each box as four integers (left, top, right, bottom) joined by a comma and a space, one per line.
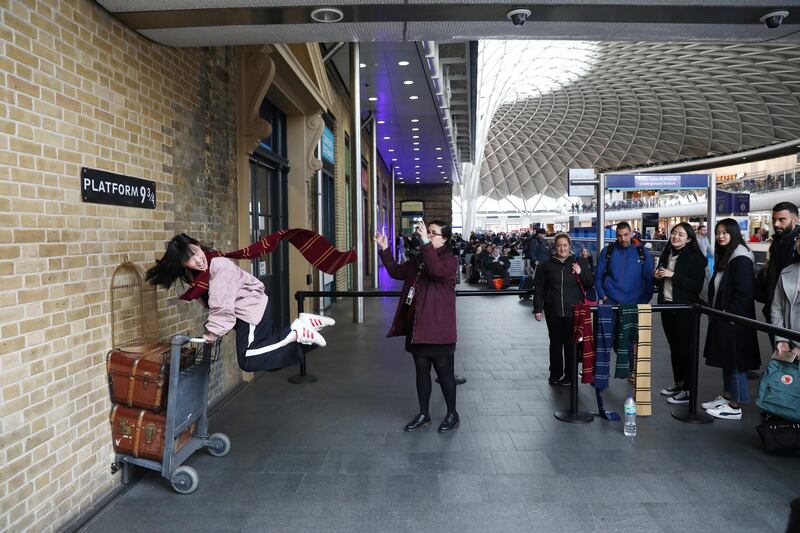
132, 409, 147, 458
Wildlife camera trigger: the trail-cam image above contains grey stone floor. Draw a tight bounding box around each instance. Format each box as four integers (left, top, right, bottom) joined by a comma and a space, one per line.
82, 276, 799, 533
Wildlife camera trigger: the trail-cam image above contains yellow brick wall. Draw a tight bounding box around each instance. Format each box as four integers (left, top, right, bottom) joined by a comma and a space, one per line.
0, 1, 241, 531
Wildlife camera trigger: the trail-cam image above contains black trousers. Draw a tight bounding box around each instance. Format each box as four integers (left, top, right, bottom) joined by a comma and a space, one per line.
234, 299, 307, 372
661, 308, 692, 388
544, 313, 575, 381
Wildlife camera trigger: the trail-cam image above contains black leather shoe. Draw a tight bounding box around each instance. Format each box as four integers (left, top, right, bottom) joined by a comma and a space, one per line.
438, 412, 460, 432
404, 414, 431, 432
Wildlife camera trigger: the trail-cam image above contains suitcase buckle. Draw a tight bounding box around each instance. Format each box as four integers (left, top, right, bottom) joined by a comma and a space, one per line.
144, 422, 157, 444
142, 372, 150, 389
118, 419, 132, 436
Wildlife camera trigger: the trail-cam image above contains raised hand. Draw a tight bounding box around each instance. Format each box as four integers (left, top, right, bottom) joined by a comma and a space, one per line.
374, 232, 388, 251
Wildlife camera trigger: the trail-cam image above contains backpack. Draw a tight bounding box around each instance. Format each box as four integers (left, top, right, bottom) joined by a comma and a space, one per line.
604, 239, 646, 274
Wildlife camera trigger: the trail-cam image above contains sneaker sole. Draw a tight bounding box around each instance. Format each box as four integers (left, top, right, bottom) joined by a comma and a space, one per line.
707, 410, 742, 420
701, 401, 728, 410
667, 398, 689, 404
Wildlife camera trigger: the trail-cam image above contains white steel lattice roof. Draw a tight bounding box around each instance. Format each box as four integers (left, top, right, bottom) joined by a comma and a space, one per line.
473, 41, 800, 207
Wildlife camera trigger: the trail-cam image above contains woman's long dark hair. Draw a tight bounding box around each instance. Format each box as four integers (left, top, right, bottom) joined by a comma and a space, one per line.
145, 233, 204, 289
658, 222, 702, 267
428, 219, 453, 251
713, 218, 749, 273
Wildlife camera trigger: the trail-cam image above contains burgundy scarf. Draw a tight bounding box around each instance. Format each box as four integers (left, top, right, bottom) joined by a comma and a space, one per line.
179, 228, 356, 301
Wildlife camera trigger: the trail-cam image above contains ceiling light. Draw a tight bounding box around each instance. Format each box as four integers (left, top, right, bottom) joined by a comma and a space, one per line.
413, 142, 419, 145
383, 136, 390, 140
414, 157, 420, 161
435, 147, 442, 150
413, 148, 419, 151
377, 120, 385, 124
368, 97, 378, 102
403, 80, 414, 85
391, 158, 397, 161
388, 148, 394, 152
411, 119, 419, 123
397, 60, 410, 66
436, 157, 442, 160
412, 135, 419, 139
359, 63, 366, 68
310, 7, 344, 23
408, 96, 419, 100
411, 127, 419, 131
415, 165, 420, 168
437, 165, 442, 168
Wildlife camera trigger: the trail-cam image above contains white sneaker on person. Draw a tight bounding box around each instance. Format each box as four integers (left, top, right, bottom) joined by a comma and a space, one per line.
291, 319, 327, 347
667, 390, 690, 404
706, 404, 742, 420
701, 396, 729, 410
299, 313, 335, 331
660, 383, 681, 396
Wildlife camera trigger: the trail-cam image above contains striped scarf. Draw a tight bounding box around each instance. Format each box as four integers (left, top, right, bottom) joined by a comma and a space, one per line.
572, 303, 595, 384
614, 304, 639, 379
594, 304, 615, 392
634, 304, 652, 416
179, 228, 356, 301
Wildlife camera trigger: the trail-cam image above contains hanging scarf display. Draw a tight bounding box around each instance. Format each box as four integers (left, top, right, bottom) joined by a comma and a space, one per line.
572, 303, 595, 384
179, 228, 356, 301
614, 304, 639, 379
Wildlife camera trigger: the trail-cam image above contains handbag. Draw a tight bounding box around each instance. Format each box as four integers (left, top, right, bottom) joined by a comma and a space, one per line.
756, 358, 800, 422
755, 412, 800, 454
575, 272, 599, 305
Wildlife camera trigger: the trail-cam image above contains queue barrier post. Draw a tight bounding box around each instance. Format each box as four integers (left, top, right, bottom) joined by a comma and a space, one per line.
671, 305, 712, 423
555, 339, 593, 424
288, 291, 319, 384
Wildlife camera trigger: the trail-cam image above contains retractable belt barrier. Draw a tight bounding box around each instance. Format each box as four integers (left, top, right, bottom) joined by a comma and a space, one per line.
559, 303, 800, 425
290, 289, 534, 383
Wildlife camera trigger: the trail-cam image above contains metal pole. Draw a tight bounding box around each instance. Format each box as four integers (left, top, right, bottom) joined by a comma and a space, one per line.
371, 114, 379, 289
554, 338, 593, 423
707, 172, 716, 256
391, 165, 396, 259
317, 132, 324, 314
597, 173, 606, 256
671, 306, 712, 423
289, 292, 318, 384
350, 42, 364, 323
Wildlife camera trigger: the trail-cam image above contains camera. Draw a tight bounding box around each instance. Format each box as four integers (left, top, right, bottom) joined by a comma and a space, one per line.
405, 233, 423, 258
760, 10, 789, 29
506, 8, 531, 27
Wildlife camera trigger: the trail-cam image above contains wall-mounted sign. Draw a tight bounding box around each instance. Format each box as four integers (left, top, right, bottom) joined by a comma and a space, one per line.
321, 127, 335, 164
606, 173, 710, 190
81, 167, 156, 209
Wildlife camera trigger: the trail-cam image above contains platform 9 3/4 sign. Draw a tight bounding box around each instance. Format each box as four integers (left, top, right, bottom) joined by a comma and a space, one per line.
81, 167, 156, 209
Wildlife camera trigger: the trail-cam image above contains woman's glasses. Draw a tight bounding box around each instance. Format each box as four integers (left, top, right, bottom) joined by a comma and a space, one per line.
427, 231, 443, 237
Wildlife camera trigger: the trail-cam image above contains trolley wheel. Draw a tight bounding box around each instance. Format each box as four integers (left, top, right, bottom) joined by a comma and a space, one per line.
171, 465, 199, 494
207, 432, 231, 457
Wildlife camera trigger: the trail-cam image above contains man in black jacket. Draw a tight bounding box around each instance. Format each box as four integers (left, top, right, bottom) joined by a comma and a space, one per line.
759, 202, 800, 344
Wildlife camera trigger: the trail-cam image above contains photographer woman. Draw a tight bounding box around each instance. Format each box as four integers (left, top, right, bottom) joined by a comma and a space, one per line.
533, 233, 594, 386
375, 220, 460, 432
653, 222, 707, 405
702, 218, 760, 420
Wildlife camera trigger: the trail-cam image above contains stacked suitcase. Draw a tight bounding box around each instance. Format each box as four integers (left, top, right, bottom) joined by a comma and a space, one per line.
106, 344, 196, 462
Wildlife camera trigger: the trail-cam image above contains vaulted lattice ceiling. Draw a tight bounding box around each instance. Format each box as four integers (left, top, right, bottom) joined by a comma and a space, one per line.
476, 41, 800, 204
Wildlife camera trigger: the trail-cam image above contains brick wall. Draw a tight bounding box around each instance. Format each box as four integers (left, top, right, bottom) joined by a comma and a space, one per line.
0, 1, 240, 531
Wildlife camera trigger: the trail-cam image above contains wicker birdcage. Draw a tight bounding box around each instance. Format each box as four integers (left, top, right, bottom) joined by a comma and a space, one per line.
110, 258, 159, 352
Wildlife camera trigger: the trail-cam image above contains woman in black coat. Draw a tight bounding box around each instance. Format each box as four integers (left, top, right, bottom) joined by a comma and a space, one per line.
533, 234, 594, 385
702, 218, 760, 420
654, 222, 708, 404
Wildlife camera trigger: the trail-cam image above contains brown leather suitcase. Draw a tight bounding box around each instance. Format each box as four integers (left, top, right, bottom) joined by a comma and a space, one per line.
110, 404, 196, 461
106, 343, 195, 411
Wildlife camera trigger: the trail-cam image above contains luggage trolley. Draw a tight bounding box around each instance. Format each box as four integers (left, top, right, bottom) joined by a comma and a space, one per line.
114, 335, 231, 494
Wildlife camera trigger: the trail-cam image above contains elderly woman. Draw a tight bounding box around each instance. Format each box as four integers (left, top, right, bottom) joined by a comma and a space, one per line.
771, 237, 800, 357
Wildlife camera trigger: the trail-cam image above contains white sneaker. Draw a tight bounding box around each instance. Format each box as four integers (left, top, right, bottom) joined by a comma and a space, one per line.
299, 312, 335, 332
660, 383, 681, 396
701, 396, 729, 410
706, 404, 742, 420
291, 319, 327, 347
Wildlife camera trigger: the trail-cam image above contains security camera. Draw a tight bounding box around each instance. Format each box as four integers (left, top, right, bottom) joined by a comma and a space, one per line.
506, 8, 531, 27
759, 10, 789, 29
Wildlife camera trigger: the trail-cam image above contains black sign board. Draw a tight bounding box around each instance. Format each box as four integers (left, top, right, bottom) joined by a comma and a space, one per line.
81, 167, 156, 209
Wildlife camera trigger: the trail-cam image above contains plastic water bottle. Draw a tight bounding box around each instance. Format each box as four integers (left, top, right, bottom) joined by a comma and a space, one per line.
624, 396, 637, 437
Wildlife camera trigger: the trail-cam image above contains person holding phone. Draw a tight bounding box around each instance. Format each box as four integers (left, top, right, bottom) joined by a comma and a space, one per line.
374, 220, 460, 432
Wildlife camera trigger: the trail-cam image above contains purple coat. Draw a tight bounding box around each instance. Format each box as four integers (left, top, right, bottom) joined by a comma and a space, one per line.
380, 244, 457, 344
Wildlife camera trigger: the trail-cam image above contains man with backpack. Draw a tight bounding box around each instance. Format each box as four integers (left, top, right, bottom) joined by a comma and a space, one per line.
596, 222, 654, 305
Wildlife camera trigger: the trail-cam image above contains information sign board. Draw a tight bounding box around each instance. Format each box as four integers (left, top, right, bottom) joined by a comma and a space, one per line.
81, 167, 156, 209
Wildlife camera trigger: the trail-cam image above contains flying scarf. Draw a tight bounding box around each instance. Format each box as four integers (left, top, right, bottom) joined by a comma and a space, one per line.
179, 228, 356, 301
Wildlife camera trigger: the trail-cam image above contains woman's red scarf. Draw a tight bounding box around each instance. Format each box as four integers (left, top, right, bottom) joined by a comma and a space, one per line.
179, 228, 356, 301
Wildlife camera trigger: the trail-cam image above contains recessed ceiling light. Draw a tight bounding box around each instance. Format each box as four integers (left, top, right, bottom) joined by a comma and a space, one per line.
415, 165, 420, 168
391, 158, 397, 161
368, 97, 378, 102
377, 120, 385, 124
383, 136, 390, 140
440, 171, 445, 174
359, 63, 366, 68
411, 127, 419, 131
409, 96, 418, 100
411, 119, 419, 123
311, 7, 344, 22
435, 147, 442, 150
413, 148, 419, 151
414, 157, 420, 161
403, 80, 414, 85
437, 165, 442, 168
413, 142, 419, 145
388, 148, 394, 152
436, 157, 442, 160
412, 135, 419, 139
398, 60, 410, 66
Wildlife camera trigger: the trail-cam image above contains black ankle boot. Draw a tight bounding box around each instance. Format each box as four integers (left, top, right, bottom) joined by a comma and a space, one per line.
438, 412, 460, 432
404, 413, 431, 432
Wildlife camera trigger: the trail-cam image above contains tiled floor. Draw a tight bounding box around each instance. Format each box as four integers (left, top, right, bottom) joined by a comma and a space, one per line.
82, 277, 800, 532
